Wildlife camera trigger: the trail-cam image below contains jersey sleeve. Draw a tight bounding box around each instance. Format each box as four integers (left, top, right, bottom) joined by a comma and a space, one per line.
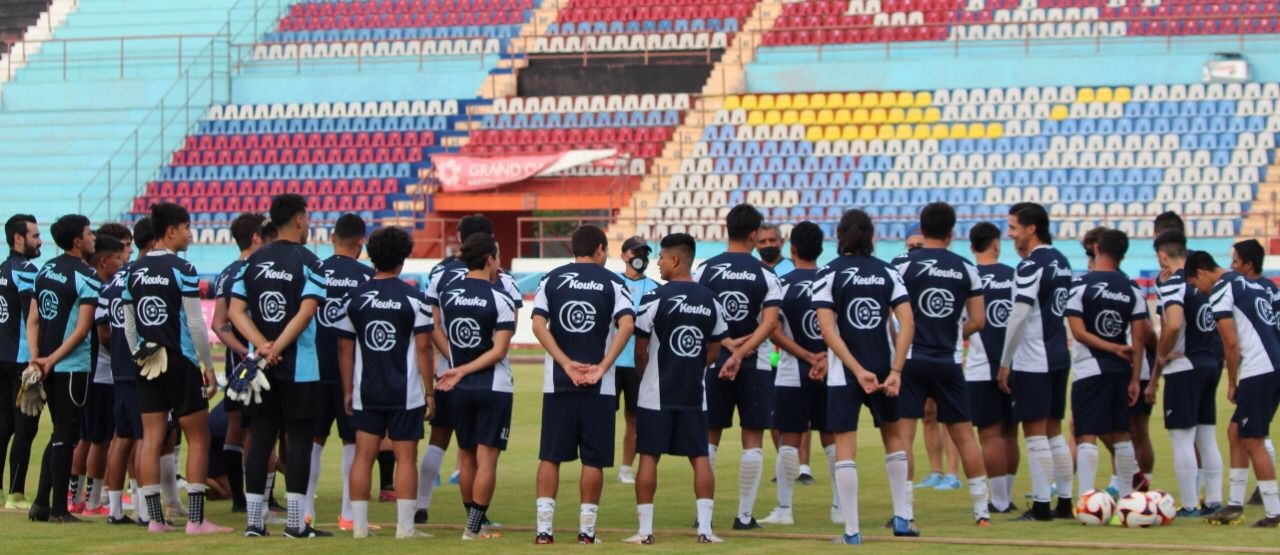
333, 298, 356, 338
77, 271, 101, 306
95, 296, 109, 326
1157, 275, 1186, 310
810, 266, 835, 310
1014, 259, 1043, 305
230, 263, 249, 301
692, 261, 706, 283
710, 299, 730, 342
965, 262, 983, 298
179, 262, 201, 298
887, 267, 910, 307
611, 280, 634, 323
1209, 279, 1234, 321
412, 294, 433, 333
530, 275, 550, 319
1064, 280, 1085, 318
494, 290, 517, 332
892, 255, 910, 276
1131, 285, 1149, 320
762, 268, 784, 309
634, 291, 659, 339
499, 272, 523, 309
301, 258, 326, 302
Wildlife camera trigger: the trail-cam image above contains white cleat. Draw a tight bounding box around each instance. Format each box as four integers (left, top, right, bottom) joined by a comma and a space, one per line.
617, 467, 637, 484
759, 508, 794, 525
396, 528, 432, 539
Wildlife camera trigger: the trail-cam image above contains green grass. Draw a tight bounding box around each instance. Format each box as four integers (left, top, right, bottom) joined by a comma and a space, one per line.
2, 361, 1278, 553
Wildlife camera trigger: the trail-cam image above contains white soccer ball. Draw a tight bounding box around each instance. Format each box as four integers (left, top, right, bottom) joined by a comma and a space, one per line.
1117, 491, 1158, 528
1147, 490, 1177, 525
1075, 489, 1116, 525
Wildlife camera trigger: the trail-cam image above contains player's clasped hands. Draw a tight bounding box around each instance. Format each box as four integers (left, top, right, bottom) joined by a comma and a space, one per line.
806, 351, 828, 381
436, 369, 463, 392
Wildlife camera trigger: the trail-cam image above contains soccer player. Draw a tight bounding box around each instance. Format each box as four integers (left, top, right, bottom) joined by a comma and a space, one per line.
965, 222, 1020, 514
693, 203, 781, 530
1186, 251, 1280, 527
626, 232, 729, 545
0, 214, 40, 510
1225, 239, 1280, 510
1064, 229, 1148, 500
433, 232, 516, 540
310, 213, 374, 528
531, 224, 634, 544
894, 203, 992, 530
815, 209, 914, 545
759, 222, 838, 526
997, 203, 1075, 521
337, 226, 434, 539
229, 194, 329, 538
27, 214, 98, 523
614, 236, 659, 485
74, 234, 126, 517
1146, 230, 1225, 516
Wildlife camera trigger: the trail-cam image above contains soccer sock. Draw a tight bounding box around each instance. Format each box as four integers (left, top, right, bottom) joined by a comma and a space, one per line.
341, 444, 356, 521
1076, 443, 1100, 496
377, 450, 395, 492
1230, 468, 1249, 506
223, 444, 245, 507
265, 471, 276, 507
969, 477, 991, 520
737, 447, 763, 522
1267, 439, 1277, 466
87, 477, 104, 510
306, 443, 323, 521
417, 445, 445, 510
636, 503, 654, 536
465, 503, 488, 534
187, 484, 206, 525
131, 480, 144, 521
287, 492, 305, 531
1049, 435, 1073, 499
799, 464, 812, 477
776, 445, 799, 510
351, 500, 369, 536
1260, 480, 1280, 518
708, 443, 718, 475
1109, 474, 1123, 492
160, 453, 179, 507
1114, 441, 1139, 497
835, 460, 859, 537
695, 498, 714, 536
579, 503, 598, 536
886, 451, 909, 518
108, 490, 123, 519
72, 475, 85, 504
536, 497, 555, 535
1196, 425, 1224, 505
1005, 474, 1016, 500
824, 444, 841, 511
1026, 435, 1052, 503
396, 499, 416, 537
990, 475, 1011, 511
140, 484, 164, 524
1170, 428, 1200, 510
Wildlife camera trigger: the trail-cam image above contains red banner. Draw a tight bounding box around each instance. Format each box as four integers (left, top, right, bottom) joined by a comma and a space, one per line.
431, 150, 619, 193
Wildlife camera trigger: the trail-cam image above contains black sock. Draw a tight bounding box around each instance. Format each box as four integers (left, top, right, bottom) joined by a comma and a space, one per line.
377, 450, 395, 491
188, 491, 204, 524
466, 503, 488, 533
223, 446, 245, 507
145, 493, 165, 525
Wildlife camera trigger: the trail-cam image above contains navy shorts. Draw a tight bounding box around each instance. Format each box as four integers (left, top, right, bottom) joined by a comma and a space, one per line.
636, 408, 709, 458
773, 382, 828, 433
968, 379, 1014, 428
315, 383, 354, 442
112, 381, 143, 440
82, 383, 115, 443
826, 374, 900, 433
1232, 373, 1280, 438
1131, 379, 1154, 417
430, 387, 455, 429
705, 352, 774, 430
899, 359, 971, 423
539, 393, 616, 468
137, 350, 207, 418
1010, 368, 1069, 423
353, 407, 426, 442
248, 379, 320, 421
1163, 369, 1219, 429
615, 366, 640, 414
1071, 373, 1132, 437
453, 389, 512, 450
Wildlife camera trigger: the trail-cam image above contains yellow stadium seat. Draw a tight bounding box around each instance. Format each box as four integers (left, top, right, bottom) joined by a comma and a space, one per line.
805, 126, 824, 141
1114, 87, 1131, 103
987, 122, 1004, 138
844, 92, 861, 108
793, 93, 810, 110
833, 109, 852, 124
746, 110, 765, 126
781, 110, 800, 125
817, 109, 835, 125
968, 122, 986, 137
798, 110, 817, 125
923, 107, 941, 123
860, 125, 878, 140
741, 95, 758, 110
824, 125, 841, 141
878, 125, 895, 140
825, 93, 843, 109
894, 124, 913, 140
949, 123, 968, 139
914, 91, 933, 107
912, 124, 931, 140
869, 108, 887, 124
807, 94, 824, 109
931, 124, 949, 140
887, 108, 906, 124
775, 94, 792, 110
1050, 104, 1068, 120
851, 108, 869, 124
1095, 87, 1113, 103
1077, 88, 1095, 103
892, 92, 912, 107
758, 95, 775, 110
764, 110, 782, 125
905, 108, 923, 123
841, 125, 859, 141
863, 92, 880, 107
723, 96, 741, 111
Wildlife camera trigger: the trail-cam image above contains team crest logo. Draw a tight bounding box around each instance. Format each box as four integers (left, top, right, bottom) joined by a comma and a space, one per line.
38, 289, 58, 321
1094, 309, 1124, 338
669, 325, 705, 358
1196, 304, 1215, 333
718, 291, 750, 322
318, 298, 344, 327
1052, 288, 1069, 317
0, 295, 9, 323
846, 298, 882, 330
987, 299, 1012, 328
259, 291, 288, 323
363, 320, 396, 352
919, 288, 955, 318
801, 309, 822, 341
559, 301, 597, 333
136, 296, 169, 327
110, 298, 125, 327
1257, 297, 1277, 326
448, 317, 482, 349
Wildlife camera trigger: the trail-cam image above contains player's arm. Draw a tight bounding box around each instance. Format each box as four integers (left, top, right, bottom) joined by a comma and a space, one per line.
1065, 315, 1131, 358
440, 329, 514, 388
1127, 318, 1150, 406
96, 322, 110, 348
532, 314, 581, 376
883, 301, 913, 396
39, 303, 95, 373
212, 295, 249, 358
25, 298, 39, 368
338, 336, 355, 415
634, 336, 649, 376
227, 297, 271, 354
706, 337, 722, 369
962, 294, 986, 339
1216, 316, 1241, 402
592, 314, 634, 383
270, 298, 319, 356
997, 262, 1040, 388
415, 330, 434, 420
769, 324, 816, 362
1156, 303, 1184, 367
182, 296, 215, 371
730, 305, 779, 364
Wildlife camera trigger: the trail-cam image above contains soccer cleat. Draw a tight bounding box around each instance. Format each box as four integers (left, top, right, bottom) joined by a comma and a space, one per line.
413, 509, 429, 525
187, 521, 234, 535
481, 516, 503, 530
832, 533, 861, 545
244, 526, 269, 537
1052, 498, 1074, 519
892, 516, 920, 537
396, 529, 432, 539
1250, 487, 1264, 506
1252, 515, 1280, 528
916, 472, 944, 489
1105, 486, 1120, 502
1012, 502, 1053, 522
462, 529, 502, 540
1176, 508, 1201, 518
622, 533, 655, 544
448, 470, 461, 485
535, 532, 554, 544
1200, 503, 1224, 517
882, 517, 894, 529
759, 507, 794, 525
976, 517, 992, 528
284, 526, 332, 538
934, 474, 962, 491
577, 533, 600, 544
353, 526, 370, 539
988, 502, 1018, 514
5, 493, 31, 510
338, 517, 381, 531
27, 504, 49, 522
1133, 473, 1150, 493
81, 506, 110, 517
148, 520, 174, 533
378, 490, 396, 502
797, 472, 815, 486
68, 502, 86, 514
48, 513, 84, 524
617, 467, 636, 484
106, 515, 137, 526
697, 533, 724, 543
732, 516, 763, 530
1204, 505, 1245, 526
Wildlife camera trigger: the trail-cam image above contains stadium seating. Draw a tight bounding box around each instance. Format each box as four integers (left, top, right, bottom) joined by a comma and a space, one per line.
528, 0, 749, 54
639, 82, 1278, 241
0, 0, 50, 54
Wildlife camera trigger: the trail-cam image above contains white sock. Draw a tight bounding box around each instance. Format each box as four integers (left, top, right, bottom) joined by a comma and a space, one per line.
835, 460, 860, 537
1230, 468, 1250, 506
1266, 439, 1276, 465
72, 475, 85, 504
131, 480, 144, 521
246, 493, 265, 530
776, 446, 799, 509
1026, 435, 1052, 503
1260, 480, 1280, 518
737, 448, 763, 522
352, 500, 369, 537
579, 503, 599, 536
825, 444, 841, 511
969, 477, 991, 520
799, 464, 812, 477
1196, 425, 1224, 505
536, 497, 555, 535
1049, 435, 1073, 499
990, 474, 1010, 511
287, 492, 306, 531
1109, 474, 1123, 491
109, 490, 123, 519
1076, 443, 1100, 496
1170, 428, 1200, 510
341, 444, 356, 520
307, 443, 324, 521
160, 453, 179, 506
708, 444, 718, 475
886, 451, 909, 519
620, 464, 632, 476
1005, 474, 1016, 500
396, 499, 416, 537
637, 503, 654, 536
417, 445, 445, 510
1114, 441, 1139, 497
696, 498, 714, 536
87, 478, 104, 510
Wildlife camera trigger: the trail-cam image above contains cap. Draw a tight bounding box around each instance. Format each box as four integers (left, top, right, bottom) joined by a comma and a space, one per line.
905, 224, 923, 238
621, 236, 651, 255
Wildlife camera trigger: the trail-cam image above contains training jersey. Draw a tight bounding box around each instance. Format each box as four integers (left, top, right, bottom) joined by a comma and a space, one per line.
1065, 271, 1149, 380
1156, 271, 1223, 371
0, 251, 37, 364
633, 281, 728, 411
123, 250, 205, 367
775, 268, 825, 388
335, 277, 433, 411
231, 240, 326, 383
812, 254, 910, 385
693, 251, 783, 371
1210, 272, 1280, 379
315, 255, 375, 384
894, 247, 983, 365
616, 272, 659, 369
436, 277, 516, 392
214, 259, 248, 378
97, 264, 137, 383
1008, 244, 1073, 373
532, 263, 633, 395
426, 257, 522, 376
966, 263, 1015, 382
35, 254, 100, 374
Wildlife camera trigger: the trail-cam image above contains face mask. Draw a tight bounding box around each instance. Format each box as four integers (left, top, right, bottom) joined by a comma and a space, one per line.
630, 255, 649, 274
758, 246, 782, 263
907, 245, 923, 252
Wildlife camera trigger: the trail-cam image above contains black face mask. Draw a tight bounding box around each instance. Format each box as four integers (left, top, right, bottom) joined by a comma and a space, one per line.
630, 255, 649, 274
758, 246, 782, 264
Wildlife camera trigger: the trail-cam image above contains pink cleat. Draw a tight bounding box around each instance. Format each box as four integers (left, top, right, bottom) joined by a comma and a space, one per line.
148, 520, 174, 533
81, 506, 110, 517
187, 520, 235, 535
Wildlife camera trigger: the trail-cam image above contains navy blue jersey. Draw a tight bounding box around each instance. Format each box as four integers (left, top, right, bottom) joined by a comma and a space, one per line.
426, 258, 523, 311
1211, 272, 1280, 379
1065, 271, 1148, 380
214, 259, 248, 376
0, 251, 37, 364
123, 251, 204, 366
966, 263, 1015, 381
894, 248, 983, 364
633, 281, 728, 411
616, 272, 659, 368
35, 254, 100, 374
231, 241, 326, 383
532, 263, 633, 395
436, 277, 516, 392
1008, 245, 1073, 373
315, 255, 374, 383
96, 264, 138, 382
812, 255, 910, 383
776, 268, 824, 387
334, 278, 433, 411
693, 252, 782, 370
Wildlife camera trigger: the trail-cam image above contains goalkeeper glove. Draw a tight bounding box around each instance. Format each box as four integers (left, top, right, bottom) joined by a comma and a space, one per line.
133, 342, 167, 381
15, 365, 44, 417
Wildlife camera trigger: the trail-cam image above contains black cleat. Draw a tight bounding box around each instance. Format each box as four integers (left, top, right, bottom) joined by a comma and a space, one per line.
1053, 498, 1074, 519
106, 515, 137, 525
577, 532, 600, 544
989, 502, 1018, 514
1252, 515, 1280, 528
244, 526, 269, 537
797, 472, 816, 485
1012, 501, 1053, 522
535, 532, 554, 544
27, 504, 49, 522
732, 517, 763, 530
284, 525, 332, 538
414, 509, 429, 525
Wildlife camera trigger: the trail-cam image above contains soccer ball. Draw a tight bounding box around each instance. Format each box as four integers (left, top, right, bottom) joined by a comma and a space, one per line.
1147, 490, 1177, 525
1117, 491, 1159, 528
1074, 489, 1116, 525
